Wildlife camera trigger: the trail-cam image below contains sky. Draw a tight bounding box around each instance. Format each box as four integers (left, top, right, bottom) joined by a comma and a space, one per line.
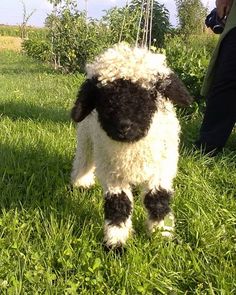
0, 0, 215, 28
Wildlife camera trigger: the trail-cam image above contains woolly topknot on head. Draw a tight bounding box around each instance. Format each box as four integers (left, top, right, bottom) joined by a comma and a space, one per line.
86, 43, 171, 88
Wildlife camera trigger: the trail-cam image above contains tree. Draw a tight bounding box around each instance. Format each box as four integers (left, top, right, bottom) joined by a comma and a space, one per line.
102, 0, 171, 47
175, 0, 207, 36
46, 0, 63, 68
129, 0, 171, 47
24, 0, 172, 72
47, 0, 63, 9
101, 5, 140, 45
43, 0, 110, 72
19, 0, 36, 39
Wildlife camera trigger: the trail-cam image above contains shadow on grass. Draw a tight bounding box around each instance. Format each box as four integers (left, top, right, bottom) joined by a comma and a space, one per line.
0, 101, 70, 123
0, 142, 102, 235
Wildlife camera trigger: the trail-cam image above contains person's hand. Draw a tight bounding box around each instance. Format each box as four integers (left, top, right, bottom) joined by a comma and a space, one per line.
216, 0, 233, 18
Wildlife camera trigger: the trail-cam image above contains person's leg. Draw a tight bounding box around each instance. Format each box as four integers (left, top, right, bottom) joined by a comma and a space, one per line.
197, 27, 236, 154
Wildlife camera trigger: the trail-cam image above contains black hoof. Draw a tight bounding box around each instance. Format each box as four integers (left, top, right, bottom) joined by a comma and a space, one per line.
103, 243, 126, 255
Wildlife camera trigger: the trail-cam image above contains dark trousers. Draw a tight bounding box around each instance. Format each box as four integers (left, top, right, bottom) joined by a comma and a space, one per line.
198, 27, 236, 150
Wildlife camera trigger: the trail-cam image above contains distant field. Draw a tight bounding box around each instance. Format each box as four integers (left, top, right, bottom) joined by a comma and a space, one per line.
0, 25, 21, 37
0, 36, 22, 51
0, 25, 47, 39
0, 24, 48, 52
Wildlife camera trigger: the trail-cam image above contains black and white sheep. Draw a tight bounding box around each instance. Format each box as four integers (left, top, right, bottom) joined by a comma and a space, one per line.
71, 43, 192, 250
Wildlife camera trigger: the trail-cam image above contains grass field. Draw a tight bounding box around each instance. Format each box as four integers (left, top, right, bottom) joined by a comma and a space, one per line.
0, 25, 48, 39
0, 48, 236, 294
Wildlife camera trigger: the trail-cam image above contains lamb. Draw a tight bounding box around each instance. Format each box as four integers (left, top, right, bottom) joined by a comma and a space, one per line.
70, 43, 192, 250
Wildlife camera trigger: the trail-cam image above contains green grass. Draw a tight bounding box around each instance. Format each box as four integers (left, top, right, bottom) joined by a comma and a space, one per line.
0, 50, 236, 294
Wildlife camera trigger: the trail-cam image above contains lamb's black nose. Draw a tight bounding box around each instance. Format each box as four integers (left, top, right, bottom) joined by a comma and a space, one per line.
118, 119, 132, 134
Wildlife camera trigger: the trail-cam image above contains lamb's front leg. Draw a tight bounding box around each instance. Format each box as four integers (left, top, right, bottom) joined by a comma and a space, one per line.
71, 127, 95, 188
144, 186, 175, 238
143, 142, 178, 237
103, 187, 133, 251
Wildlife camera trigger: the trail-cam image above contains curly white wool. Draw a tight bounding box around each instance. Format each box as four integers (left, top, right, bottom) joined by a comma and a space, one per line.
72, 100, 180, 192
86, 43, 172, 88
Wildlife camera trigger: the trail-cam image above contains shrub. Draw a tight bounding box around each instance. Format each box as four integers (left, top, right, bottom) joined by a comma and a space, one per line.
102, 0, 171, 48
47, 11, 110, 72
165, 34, 218, 99
22, 38, 51, 62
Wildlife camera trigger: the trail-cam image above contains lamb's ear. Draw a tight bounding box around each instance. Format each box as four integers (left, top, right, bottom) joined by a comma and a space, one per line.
157, 73, 193, 107
71, 78, 98, 122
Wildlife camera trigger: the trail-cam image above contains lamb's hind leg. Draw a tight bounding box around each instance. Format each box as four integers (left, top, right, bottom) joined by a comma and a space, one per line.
103, 187, 133, 251
71, 129, 95, 188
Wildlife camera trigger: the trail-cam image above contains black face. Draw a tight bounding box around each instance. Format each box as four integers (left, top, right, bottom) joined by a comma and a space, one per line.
95, 79, 157, 142
72, 74, 191, 138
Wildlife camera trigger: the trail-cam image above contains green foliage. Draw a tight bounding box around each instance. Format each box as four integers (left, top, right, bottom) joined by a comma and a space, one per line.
22, 38, 51, 62
23, 0, 172, 73
175, 0, 207, 36
48, 6, 110, 72
0, 50, 236, 294
43, 1, 111, 72
129, 0, 171, 47
101, 6, 140, 45
103, 0, 171, 47
24, 28, 48, 39
165, 34, 218, 98
148, 1, 171, 47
